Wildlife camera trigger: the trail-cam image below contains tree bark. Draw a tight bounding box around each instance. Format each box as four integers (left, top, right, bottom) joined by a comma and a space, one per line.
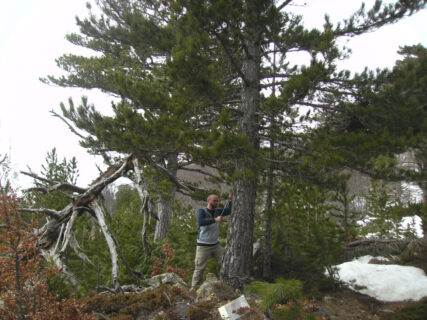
90, 199, 120, 291
263, 140, 274, 280
221, 24, 260, 289
133, 158, 154, 253
154, 153, 178, 240
154, 192, 176, 240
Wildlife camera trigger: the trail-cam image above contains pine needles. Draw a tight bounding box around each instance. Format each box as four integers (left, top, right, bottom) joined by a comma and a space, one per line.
245, 278, 303, 311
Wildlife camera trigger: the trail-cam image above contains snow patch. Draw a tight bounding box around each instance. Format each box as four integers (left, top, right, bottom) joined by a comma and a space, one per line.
335, 255, 427, 302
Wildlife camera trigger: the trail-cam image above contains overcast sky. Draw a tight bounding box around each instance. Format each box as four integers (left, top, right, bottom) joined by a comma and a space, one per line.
1, 0, 427, 189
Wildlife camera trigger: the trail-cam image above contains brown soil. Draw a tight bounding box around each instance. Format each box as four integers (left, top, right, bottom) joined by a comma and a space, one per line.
83, 281, 423, 319
317, 287, 415, 320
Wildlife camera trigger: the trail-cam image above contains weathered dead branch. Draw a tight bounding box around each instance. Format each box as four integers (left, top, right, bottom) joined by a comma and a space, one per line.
22, 170, 87, 194
133, 158, 158, 254
142, 155, 205, 196
342, 237, 427, 261
19, 208, 62, 220
19, 155, 141, 291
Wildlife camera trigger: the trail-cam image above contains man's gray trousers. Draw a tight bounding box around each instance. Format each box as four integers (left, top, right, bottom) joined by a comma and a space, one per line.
191, 243, 224, 288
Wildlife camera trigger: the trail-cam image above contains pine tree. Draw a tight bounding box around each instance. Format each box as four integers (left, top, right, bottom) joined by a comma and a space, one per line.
27, 148, 79, 211
42, 1, 204, 241
361, 179, 413, 239
380, 45, 427, 216
168, 0, 426, 288
331, 180, 360, 241
313, 44, 427, 232
45, 0, 427, 289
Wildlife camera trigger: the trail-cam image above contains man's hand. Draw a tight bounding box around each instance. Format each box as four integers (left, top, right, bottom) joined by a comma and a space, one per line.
215, 216, 223, 222
229, 190, 233, 199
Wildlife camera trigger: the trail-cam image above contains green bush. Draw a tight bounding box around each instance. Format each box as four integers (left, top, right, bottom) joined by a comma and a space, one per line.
245, 278, 303, 311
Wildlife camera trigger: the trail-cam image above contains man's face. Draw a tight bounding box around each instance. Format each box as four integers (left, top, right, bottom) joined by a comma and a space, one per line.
208, 195, 219, 209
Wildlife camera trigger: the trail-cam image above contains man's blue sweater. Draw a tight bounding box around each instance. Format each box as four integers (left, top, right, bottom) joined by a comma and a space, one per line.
196, 199, 232, 246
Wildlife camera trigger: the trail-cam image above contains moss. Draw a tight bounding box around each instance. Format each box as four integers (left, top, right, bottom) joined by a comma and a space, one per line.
82, 284, 175, 319
398, 242, 427, 273
169, 285, 189, 302
187, 299, 219, 320
234, 306, 266, 320
380, 298, 427, 320
111, 316, 134, 320
238, 306, 266, 320
195, 298, 219, 309
138, 284, 172, 311
272, 303, 307, 320
83, 293, 138, 314
187, 305, 212, 320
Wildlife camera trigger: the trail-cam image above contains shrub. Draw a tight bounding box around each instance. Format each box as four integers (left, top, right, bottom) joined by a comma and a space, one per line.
245, 278, 303, 311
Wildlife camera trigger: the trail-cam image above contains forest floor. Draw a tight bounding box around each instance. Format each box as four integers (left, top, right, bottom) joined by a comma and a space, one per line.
316, 287, 419, 320
82, 274, 426, 319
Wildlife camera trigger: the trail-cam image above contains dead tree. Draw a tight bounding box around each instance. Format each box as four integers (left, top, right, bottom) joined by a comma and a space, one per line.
132, 158, 159, 254
342, 237, 427, 262
20, 155, 154, 292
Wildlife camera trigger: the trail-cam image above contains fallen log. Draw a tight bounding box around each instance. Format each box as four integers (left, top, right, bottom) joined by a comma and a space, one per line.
342, 237, 427, 262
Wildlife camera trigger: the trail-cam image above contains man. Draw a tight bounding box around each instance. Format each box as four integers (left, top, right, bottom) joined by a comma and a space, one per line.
191, 191, 233, 289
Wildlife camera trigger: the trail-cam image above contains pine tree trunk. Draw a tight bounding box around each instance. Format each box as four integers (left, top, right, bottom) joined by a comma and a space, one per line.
221, 179, 257, 289
154, 153, 178, 240
263, 141, 274, 280
154, 191, 176, 240
221, 28, 260, 289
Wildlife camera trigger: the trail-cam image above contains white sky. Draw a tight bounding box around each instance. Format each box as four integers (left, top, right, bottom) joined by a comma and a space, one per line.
0, 0, 427, 189
336, 255, 427, 302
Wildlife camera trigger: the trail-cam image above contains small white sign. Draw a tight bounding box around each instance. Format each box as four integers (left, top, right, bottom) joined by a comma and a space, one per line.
218, 295, 250, 320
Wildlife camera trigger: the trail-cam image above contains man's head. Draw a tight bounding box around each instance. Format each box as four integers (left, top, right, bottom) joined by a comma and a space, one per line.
207, 194, 219, 210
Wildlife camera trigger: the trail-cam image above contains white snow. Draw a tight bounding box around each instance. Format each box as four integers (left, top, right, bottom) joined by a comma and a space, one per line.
335, 255, 427, 302
401, 216, 424, 238
357, 215, 424, 239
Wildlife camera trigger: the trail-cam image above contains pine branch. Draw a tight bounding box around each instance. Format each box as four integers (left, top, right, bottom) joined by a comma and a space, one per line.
142, 156, 203, 193
19, 208, 62, 220
212, 29, 247, 85
50, 110, 86, 140
277, 0, 294, 11
178, 166, 218, 178
334, 1, 427, 38
21, 171, 87, 194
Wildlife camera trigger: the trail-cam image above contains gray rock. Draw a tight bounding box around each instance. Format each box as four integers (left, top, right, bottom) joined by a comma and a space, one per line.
196, 273, 238, 302
147, 272, 186, 289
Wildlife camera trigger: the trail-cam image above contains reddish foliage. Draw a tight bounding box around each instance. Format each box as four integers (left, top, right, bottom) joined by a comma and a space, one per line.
165, 265, 188, 280
0, 189, 96, 320
151, 256, 164, 277
163, 242, 174, 260
150, 242, 188, 279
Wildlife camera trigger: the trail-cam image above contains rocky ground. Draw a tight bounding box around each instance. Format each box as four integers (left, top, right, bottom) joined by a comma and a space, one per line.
82, 272, 424, 319
316, 287, 415, 320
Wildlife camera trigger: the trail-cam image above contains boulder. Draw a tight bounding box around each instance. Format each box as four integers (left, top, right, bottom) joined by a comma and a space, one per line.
147, 272, 187, 289
196, 273, 238, 302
